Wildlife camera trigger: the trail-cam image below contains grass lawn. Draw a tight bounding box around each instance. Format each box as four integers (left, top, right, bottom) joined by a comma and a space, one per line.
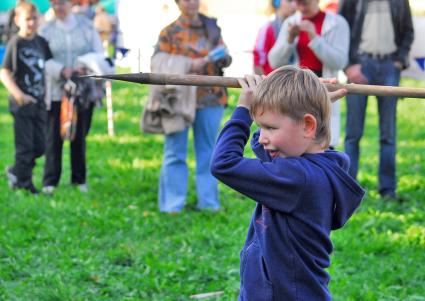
0, 78, 424, 300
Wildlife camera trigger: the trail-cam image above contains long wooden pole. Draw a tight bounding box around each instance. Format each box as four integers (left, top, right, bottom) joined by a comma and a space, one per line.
88, 73, 425, 99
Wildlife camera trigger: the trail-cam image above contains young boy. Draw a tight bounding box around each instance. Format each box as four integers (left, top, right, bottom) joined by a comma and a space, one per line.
211, 66, 365, 300
0, 2, 53, 194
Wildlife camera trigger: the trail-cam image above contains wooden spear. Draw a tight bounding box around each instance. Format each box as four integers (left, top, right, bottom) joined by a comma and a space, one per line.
87, 73, 425, 99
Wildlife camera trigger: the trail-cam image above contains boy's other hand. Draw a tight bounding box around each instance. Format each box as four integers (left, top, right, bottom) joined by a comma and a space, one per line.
16, 93, 37, 106
22, 94, 37, 105
237, 74, 263, 109
319, 78, 347, 102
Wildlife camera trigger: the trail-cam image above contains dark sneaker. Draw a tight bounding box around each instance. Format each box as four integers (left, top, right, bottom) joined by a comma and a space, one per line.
25, 184, 40, 195
5, 166, 18, 189
381, 194, 406, 203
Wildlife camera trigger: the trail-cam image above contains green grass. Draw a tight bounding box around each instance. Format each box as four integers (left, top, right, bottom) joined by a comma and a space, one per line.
0, 78, 424, 300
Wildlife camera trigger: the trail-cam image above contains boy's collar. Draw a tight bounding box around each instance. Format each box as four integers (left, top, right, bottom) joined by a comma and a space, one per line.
18, 32, 36, 39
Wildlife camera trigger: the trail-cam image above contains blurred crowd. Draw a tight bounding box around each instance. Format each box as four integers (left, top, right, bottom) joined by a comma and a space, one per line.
1, 0, 115, 195
1, 0, 118, 55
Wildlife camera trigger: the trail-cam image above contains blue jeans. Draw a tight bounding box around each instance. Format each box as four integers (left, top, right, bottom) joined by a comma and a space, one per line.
344, 54, 400, 197
159, 105, 224, 212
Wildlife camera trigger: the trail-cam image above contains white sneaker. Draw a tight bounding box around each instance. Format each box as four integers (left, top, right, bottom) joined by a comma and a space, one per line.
5, 166, 17, 188
78, 184, 88, 193
42, 186, 55, 195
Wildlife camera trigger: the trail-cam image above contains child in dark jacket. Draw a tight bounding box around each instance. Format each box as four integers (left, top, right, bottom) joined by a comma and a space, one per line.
211, 66, 365, 300
0, 2, 53, 194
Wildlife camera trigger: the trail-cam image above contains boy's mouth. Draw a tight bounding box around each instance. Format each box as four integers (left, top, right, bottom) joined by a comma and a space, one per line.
267, 149, 280, 159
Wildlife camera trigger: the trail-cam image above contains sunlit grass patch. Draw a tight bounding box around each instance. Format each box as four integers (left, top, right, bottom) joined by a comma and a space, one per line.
1, 79, 424, 300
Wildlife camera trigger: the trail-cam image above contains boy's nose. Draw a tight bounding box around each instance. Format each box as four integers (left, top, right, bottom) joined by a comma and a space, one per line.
258, 132, 268, 145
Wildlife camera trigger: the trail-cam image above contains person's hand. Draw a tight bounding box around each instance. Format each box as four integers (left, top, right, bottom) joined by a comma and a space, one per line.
75, 67, 88, 76
299, 20, 316, 40
287, 23, 300, 43
237, 74, 264, 109
60, 67, 73, 80
15, 92, 37, 106
190, 57, 208, 73
319, 78, 347, 102
394, 61, 403, 70
344, 64, 368, 84
22, 94, 37, 105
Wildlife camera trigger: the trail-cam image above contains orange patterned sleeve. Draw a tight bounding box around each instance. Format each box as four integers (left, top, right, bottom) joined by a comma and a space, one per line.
156, 28, 172, 53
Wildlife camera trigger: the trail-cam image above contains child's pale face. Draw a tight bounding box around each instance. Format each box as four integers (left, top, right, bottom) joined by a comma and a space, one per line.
254, 109, 310, 158
16, 11, 38, 37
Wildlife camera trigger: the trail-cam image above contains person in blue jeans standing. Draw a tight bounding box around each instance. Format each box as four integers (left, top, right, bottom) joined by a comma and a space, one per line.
339, 0, 414, 201
154, 0, 231, 213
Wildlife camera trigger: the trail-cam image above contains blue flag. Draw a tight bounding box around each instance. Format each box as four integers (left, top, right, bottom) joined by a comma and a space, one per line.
115, 47, 130, 58
415, 57, 425, 71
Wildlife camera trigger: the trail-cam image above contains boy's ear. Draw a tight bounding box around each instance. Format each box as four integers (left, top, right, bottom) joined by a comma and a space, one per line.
303, 114, 317, 139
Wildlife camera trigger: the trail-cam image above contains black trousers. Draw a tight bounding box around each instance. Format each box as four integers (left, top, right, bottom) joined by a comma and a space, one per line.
11, 104, 46, 187
43, 101, 94, 187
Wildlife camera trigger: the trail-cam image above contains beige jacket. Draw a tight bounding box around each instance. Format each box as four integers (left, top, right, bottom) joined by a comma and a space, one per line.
141, 52, 196, 134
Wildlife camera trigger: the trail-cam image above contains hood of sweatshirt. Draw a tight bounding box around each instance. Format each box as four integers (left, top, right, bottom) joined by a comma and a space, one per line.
304, 150, 366, 230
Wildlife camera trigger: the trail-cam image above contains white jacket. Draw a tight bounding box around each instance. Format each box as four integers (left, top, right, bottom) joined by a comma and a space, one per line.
268, 12, 350, 146
141, 52, 196, 134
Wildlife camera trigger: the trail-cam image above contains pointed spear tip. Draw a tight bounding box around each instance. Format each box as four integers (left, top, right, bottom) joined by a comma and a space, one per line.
79, 74, 101, 79
79, 73, 147, 84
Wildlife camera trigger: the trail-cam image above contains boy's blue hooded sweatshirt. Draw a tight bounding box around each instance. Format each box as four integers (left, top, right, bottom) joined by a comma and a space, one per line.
211, 107, 365, 301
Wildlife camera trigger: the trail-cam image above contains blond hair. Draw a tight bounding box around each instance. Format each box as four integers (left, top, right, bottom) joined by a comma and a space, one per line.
15, 2, 38, 17
251, 65, 331, 148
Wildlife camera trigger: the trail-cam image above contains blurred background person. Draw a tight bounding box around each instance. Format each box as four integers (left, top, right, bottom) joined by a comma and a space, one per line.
268, 0, 349, 148
40, 0, 104, 194
1, 2, 52, 194
339, 0, 414, 201
253, 0, 296, 75
93, 4, 114, 55
152, 0, 231, 213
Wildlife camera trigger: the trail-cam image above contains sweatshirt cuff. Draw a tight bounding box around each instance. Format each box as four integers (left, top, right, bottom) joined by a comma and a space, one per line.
231, 106, 253, 126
